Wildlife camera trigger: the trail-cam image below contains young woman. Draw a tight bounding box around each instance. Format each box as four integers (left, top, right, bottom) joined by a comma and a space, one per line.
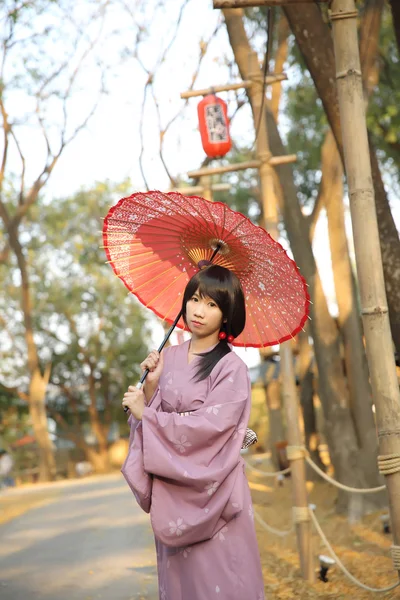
122, 265, 265, 600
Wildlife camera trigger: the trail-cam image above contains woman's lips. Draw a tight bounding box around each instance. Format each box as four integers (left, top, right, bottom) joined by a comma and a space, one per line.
191, 321, 204, 327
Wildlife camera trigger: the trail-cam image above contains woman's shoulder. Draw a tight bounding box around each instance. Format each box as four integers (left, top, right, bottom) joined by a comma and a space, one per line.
212, 349, 249, 380
161, 339, 189, 360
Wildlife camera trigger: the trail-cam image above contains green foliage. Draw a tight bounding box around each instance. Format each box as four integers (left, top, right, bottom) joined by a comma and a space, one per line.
1, 180, 152, 434
242, 2, 400, 207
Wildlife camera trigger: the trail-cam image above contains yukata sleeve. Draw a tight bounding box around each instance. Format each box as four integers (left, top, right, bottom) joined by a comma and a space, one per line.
121, 387, 161, 514
141, 357, 251, 547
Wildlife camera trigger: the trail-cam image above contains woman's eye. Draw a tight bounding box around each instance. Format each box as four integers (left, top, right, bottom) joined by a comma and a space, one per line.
209, 302, 216, 307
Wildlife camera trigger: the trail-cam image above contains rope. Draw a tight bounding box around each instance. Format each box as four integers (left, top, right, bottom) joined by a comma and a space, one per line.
330, 10, 359, 21
246, 449, 387, 493
391, 545, 400, 570
243, 458, 291, 478
309, 508, 400, 593
292, 506, 310, 524
305, 455, 386, 493
253, 508, 293, 538
286, 445, 306, 461
378, 454, 400, 476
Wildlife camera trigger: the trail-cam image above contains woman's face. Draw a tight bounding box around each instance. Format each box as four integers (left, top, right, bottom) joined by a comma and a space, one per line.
185, 289, 224, 338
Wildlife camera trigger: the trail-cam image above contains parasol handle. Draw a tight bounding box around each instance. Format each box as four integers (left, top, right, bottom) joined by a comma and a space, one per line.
124, 244, 221, 413
123, 310, 183, 413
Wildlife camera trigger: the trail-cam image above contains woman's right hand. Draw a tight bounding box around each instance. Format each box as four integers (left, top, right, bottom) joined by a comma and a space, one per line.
140, 349, 164, 386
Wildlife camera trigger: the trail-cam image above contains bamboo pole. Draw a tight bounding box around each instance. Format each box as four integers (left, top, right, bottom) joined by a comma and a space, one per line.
187, 154, 296, 179
331, 0, 400, 575
247, 51, 314, 582
180, 74, 287, 99
200, 175, 213, 201
214, 0, 327, 7
171, 183, 231, 194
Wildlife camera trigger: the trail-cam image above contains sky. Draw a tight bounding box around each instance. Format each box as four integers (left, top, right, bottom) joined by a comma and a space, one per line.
2, 0, 399, 370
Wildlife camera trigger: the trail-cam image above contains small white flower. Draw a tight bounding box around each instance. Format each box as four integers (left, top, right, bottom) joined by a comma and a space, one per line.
183, 470, 189, 478
174, 435, 192, 454
216, 585, 220, 593
169, 517, 187, 537
182, 546, 192, 559
258, 282, 266, 291
228, 377, 234, 383
204, 508, 210, 513
213, 526, 228, 541
248, 505, 254, 521
204, 481, 219, 496
206, 404, 222, 415
160, 585, 167, 600
232, 502, 239, 508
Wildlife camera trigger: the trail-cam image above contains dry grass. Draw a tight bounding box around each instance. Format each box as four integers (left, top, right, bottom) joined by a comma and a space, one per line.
248, 465, 399, 599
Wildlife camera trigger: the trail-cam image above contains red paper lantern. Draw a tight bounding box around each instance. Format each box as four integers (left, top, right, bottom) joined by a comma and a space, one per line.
197, 94, 232, 158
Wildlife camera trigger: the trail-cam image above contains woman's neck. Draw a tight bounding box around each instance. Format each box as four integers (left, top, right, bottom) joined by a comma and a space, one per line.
189, 333, 219, 354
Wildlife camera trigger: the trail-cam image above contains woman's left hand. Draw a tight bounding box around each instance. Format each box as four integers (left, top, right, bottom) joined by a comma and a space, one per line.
122, 386, 146, 420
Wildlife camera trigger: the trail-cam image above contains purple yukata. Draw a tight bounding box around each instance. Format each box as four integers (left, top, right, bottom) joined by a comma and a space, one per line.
122, 340, 265, 600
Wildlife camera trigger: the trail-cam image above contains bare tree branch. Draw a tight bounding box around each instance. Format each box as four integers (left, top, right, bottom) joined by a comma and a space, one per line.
0, 98, 11, 226
138, 16, 222, 188
10, 128, 26, 206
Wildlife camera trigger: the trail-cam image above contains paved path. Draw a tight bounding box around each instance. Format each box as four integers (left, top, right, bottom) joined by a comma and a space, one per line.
0, 474, 159, 600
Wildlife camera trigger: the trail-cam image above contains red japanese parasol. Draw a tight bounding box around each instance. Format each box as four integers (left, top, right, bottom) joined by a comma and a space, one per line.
102, 190, 309, 349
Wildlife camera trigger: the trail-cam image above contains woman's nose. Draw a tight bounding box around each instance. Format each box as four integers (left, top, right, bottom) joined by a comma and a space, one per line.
194, 303, 205, 317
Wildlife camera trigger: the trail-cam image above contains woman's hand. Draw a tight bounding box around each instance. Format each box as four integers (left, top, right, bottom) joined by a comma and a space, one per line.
140, 349, 164, 386
122, 387, 146, 420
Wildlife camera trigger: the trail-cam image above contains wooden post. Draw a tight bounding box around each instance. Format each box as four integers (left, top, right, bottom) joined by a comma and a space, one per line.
331, 0, 400, 574
247, 51, 314, 582
171, 183, 231, 195
200, 175, 213, 201
213, 0, 328, 6
187, 155, 296, 179
180, 74, 287, 99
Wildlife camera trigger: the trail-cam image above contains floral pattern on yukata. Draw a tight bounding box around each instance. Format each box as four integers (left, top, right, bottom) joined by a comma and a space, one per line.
204, 481, 219, 495
169, 517, 187, 537
213, 526, 228, 541
206, 404, 222, 415
123, 341, 265, 599
174, 435, 192, 454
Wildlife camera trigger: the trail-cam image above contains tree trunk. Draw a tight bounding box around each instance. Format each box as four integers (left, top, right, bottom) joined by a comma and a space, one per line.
369, 147, 400, 353
322, 131, 385, 500
85, 446, 110, 474
297, 329, 325, 479
265, 378, 286, 469
223, 8, 368, 515
283, 2, 400, 354
29, 366, 57, 481
270, 12, 290, 121
8, 228, 56, 481
389, 0, 400, 55
88, 370, 110, 473
262, 17, 291, 456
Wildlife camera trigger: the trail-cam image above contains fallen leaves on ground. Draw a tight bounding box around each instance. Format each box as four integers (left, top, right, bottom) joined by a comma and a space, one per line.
248, 461, 398, 599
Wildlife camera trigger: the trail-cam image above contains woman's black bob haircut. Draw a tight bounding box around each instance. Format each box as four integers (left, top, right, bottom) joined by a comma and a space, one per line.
181, 264, 246, 381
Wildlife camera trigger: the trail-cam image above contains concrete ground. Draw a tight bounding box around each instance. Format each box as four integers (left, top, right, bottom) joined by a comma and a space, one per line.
0, 473, 159, 600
